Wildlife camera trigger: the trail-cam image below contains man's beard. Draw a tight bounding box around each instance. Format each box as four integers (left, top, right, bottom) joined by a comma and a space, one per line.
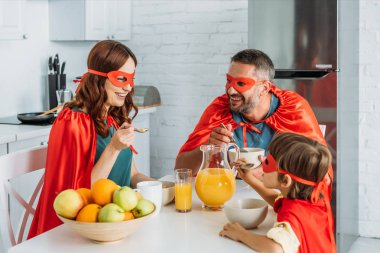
229, 94, 260, 114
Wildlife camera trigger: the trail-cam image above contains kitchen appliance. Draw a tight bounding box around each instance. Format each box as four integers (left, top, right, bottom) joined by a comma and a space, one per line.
249, 0, 359, 251
133, 86, 161, 108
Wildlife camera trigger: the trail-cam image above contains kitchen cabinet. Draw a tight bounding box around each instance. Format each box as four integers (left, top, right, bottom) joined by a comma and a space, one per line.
49, 0, 131, 41
132, 108, 155, 177
8, 136, 48, 153
0, 0, 28, 40
0, 144, 6, 155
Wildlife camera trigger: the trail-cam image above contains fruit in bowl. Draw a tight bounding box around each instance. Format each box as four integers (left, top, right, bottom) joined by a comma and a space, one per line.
53, 189, 84, 219
113, 186, 139, 211
98, 203, 126, 222
132, 199, 155, 217
53, 179, 156, 243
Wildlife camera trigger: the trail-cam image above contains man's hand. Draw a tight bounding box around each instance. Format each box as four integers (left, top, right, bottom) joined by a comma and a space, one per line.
208, 123, 234, 145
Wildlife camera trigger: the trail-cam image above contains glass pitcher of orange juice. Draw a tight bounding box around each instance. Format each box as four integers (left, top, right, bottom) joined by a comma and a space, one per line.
195, 143, 239, 210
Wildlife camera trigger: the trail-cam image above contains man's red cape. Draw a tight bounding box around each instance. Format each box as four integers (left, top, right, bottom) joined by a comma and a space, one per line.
177, 85, 333, 180
274, 197, 336, 253
28, 108, 118, 239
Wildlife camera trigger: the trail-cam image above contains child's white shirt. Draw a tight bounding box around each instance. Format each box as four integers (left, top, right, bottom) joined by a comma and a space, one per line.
267, 221, 300, 253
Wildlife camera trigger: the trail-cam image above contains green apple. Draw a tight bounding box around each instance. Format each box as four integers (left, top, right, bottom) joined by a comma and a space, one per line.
135, 191, 143, 200
53, 189, 84, 219
98, 203, 125, 222
113, 186, 138, 211
132, 199, 155, 218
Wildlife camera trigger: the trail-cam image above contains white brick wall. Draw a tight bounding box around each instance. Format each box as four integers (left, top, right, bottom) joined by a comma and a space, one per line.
128, 0, 248, 178
129, 0, 380, 238
359, 0, 380, 238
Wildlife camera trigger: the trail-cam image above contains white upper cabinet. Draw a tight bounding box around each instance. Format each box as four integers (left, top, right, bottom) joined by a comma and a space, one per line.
107, 0, 131, 40
49, 0, 131, 41
85, 0, 108, 40
0, 0, 27, 40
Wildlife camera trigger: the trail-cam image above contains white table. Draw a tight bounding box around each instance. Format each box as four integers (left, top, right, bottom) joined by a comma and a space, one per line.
8, 180, 276, 253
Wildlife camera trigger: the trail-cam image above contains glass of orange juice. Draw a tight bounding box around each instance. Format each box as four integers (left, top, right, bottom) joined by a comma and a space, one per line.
175, 169, 192, 212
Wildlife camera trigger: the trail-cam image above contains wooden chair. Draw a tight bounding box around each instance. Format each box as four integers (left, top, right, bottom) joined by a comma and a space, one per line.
0, 146, 47, 252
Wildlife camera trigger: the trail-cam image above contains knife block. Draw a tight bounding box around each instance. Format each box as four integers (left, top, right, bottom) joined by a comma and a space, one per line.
48, 74, 66, 109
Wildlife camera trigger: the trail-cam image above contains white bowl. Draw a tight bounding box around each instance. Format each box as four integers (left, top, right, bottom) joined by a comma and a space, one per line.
57, 210, 154, 243
161, 181, 175, 206
224, 198, 268, 229
228, 148, 265, 169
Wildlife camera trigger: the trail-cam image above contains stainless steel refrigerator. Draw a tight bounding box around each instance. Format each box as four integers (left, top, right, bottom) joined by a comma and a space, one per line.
248, 0, 359, 252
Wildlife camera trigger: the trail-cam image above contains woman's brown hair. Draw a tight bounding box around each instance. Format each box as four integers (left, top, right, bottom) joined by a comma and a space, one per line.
268, 132, 332, 200
66, 40, 138, 137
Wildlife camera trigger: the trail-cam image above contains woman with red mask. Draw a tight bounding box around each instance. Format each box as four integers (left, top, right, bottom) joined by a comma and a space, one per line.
220, 133, 336, 253
28, 40, 154, 238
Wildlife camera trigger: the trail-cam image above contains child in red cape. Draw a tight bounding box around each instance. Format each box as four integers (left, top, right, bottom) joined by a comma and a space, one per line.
220, 132, 336, 253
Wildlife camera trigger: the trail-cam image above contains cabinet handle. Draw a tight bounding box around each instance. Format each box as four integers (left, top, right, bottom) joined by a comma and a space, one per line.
111, 35, 115, 39
22, 34, 29, 39
40, 141, 48, 146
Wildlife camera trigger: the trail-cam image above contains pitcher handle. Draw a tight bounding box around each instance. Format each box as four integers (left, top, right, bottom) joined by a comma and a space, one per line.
227, 143, 240, 177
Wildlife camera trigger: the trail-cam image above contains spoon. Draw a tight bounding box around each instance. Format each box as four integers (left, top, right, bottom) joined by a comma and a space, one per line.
134, 127, 149, 133
239, 163, 256, 170
220, 123, 237, 144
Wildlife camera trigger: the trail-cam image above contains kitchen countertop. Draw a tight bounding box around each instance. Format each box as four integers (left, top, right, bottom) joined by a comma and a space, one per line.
0, 107, 157, 145
0, 125, 52, 143
132, 106, 157, 116
0, 133, 16, 145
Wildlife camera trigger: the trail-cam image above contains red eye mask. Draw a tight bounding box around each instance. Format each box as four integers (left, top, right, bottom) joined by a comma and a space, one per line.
262, 153, 279, 173
88, 69, 135, 88
225, 74, 261, 93
263, 153, 318, 187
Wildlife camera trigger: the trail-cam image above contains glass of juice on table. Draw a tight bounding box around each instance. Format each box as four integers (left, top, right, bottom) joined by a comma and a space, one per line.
175, 169, 192, 212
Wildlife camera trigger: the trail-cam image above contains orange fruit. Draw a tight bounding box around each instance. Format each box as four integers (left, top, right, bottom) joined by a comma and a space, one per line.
76, 204, 102, 222
91, 179, 119, 206
124, 211, 135, 221
77, 188, 93, 206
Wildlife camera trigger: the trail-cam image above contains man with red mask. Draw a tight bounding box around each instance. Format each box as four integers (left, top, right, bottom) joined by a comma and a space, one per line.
175, 49, 332, 184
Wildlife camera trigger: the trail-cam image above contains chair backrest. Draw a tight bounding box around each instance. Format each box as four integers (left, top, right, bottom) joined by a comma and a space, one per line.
0, 146, 46, 252
319, 124, 326, 137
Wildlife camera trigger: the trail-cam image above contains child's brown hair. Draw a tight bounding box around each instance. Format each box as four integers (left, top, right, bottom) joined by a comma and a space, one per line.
268, 132, 331, 200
